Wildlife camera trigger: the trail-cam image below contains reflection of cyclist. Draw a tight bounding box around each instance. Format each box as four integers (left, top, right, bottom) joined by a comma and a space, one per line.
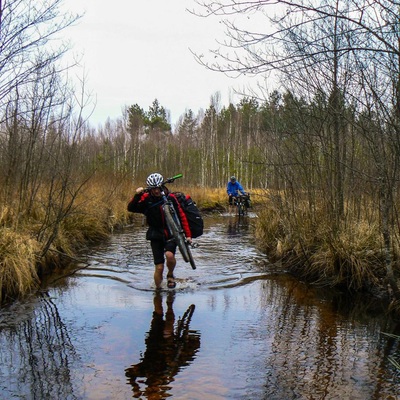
125, 291, 200, 399
227, 176, 246, 212
128, 173, 192, 289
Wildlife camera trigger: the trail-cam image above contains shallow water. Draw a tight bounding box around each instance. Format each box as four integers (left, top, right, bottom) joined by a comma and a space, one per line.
0, 214, 399, 399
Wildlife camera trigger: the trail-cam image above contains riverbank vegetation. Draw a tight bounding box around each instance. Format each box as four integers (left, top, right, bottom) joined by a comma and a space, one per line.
1, 0, 400, 314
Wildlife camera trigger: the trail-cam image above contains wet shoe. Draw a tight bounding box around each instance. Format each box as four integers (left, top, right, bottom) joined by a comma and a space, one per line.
167, 275, 176, 289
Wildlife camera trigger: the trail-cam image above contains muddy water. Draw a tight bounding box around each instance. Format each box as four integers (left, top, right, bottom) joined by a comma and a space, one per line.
0, 214, 399, 399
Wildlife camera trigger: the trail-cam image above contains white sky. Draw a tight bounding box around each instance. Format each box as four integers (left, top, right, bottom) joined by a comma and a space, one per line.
64, 0, 263, 129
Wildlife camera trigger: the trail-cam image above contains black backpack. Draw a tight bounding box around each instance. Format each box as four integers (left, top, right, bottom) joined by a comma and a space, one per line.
172, 192, 204, 238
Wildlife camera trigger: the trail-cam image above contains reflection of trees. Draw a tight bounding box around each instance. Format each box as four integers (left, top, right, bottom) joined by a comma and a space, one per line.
125, 291, 201, 399
0, 292, 78, 399
258, 279, 400, 398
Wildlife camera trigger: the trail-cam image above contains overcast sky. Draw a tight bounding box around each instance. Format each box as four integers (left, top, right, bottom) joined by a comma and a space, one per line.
65, 0, 262, 129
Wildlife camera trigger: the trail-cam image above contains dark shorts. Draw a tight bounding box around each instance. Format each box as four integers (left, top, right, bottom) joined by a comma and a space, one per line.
228, 195, 236, 205
150, 239, 177, 265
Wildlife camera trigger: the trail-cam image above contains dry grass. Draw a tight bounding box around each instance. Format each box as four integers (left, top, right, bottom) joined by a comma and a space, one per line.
169, 185, 265, 211
0, 228, 40, 303
0, 205, 16, 227
255, 206, 284, 254
307, 221, 385, 290
0, 177, 134, 302
173, 186, 227, 211
255, 195, 391, 292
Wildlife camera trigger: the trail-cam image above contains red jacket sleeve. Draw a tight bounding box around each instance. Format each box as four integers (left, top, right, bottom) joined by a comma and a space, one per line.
127, 192, 149, 213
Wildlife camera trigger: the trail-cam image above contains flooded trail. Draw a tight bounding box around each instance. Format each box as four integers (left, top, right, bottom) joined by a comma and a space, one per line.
0, 214, 399, 399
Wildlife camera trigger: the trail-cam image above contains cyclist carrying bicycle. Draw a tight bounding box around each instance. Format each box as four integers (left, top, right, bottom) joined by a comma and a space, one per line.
128, 173, 192, 289
227, 176, 247, 213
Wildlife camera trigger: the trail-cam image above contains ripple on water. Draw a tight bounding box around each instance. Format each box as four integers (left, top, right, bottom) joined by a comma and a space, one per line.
73, 219, 269, 293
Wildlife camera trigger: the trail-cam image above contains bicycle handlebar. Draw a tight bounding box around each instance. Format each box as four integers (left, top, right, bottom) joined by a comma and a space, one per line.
162, 173, 183, 184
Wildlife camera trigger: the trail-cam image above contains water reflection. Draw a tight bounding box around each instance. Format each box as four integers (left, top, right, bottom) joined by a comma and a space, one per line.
125, 291, 201, 399
226, 215, 250, 236
255, 278, 400, 399
0, 292, 77, 399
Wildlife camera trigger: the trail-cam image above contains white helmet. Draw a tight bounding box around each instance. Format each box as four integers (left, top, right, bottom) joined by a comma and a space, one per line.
146, 172, 164, 187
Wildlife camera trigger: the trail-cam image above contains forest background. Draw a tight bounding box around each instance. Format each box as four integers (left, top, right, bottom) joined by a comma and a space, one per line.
1, 0, 400, 313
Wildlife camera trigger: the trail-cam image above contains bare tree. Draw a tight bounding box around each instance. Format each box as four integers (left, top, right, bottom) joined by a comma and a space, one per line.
192, 0, 400, 297
0, 0, 80, 115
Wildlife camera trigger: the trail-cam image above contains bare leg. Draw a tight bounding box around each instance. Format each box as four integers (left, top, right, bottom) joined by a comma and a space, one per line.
154, 263, 164, 288
165, 251, 176, 278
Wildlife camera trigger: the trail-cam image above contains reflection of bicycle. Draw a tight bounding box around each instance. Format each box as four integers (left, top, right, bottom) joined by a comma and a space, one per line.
125, 291, 200, 398
145, 174, 196, 270
234, 193, 251, 216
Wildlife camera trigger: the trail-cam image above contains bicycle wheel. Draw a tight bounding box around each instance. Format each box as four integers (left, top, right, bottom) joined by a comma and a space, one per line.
185, 241, 196, 270
176, 304, 196, 338
164, 204, 190, 263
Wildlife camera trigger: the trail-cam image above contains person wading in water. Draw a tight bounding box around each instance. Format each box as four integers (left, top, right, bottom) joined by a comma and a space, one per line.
127, 172, 192, 289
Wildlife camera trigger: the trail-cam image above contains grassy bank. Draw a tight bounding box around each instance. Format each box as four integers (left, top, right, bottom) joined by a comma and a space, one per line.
0, 177, 129, 304
254, 191, 400, 312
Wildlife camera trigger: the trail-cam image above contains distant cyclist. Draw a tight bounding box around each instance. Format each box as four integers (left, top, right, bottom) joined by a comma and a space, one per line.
227, 176, 247, 213
127, 173, 192, 289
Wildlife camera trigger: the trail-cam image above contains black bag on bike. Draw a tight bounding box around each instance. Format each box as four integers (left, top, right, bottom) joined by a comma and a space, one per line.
172, 192, 204, 238
244, 194, 251, 208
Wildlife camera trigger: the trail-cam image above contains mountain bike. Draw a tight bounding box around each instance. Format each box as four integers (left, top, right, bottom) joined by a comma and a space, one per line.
146, 174, 196, 270
235, 193, 251, 217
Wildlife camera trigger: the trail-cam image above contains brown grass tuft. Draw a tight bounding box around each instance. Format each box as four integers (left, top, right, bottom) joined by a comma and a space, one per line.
0, 229, 40, 304
307, 221, 384, 290
255, 195, 389, 292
